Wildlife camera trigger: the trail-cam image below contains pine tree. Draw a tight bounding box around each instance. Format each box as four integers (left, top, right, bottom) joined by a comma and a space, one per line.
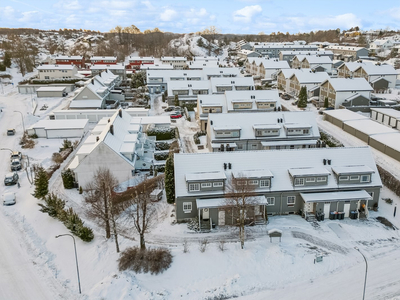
38, 193, 65, 218
34, 166, 49, 199
324, 97, 329, 108
297, 86, 307, 108
3, 52, 11, 68
174, 94, 179, 107
165, 154, 175, 204
61, 169, 75, 189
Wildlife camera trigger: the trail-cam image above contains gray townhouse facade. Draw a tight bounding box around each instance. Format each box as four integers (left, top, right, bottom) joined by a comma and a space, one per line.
174, 147, 382, 229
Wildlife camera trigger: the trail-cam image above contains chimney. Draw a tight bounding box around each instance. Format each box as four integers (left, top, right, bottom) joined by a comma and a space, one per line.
108, 118, 110, 123
327, 159, 331, 165
96, 136, 99, 142
91, 79, 94, 85
323, 159, 327, 165
110, 124, 114, 135
224, 163, 227, 170
119, 109, 122, 118
228, 163, 232, 169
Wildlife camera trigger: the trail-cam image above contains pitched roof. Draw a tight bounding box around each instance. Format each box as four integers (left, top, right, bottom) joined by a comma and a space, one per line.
292, 71, 330, 84
323, 78, 373, 92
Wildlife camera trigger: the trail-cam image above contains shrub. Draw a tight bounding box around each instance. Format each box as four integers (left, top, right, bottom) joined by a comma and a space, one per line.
147, 128, 175, 140
154, 152, 169, 161
61, 169, 75, 189
118, 247, 172, 275
38, 193, 65, 218
218, 240, 226, 252
187, 217, 199, 231
181, 103, 197, 111
193, 131, 206, 144
155, 142, 171, 151
199, 239, 209, 253
155, 165, 165, 173
52, 152, 64, 165
183, 239, 190, 253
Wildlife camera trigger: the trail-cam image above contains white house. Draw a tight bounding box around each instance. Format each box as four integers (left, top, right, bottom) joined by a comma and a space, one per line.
160, 56, 188, 69
210, 77, 255, 94
369, 39, 394, 53
37, 64, 82, 80
68, 109, 155, 187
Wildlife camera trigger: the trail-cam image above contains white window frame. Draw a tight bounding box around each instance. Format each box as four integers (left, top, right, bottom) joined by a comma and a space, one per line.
317, 177, 326, 182
266, 197, 275, 205
248, 180, 259, 185
360, 175, 370, 183
287, 196, 296, 206
339, 176, 349, 181
183, 202, 192, 213
294, 178, 304, 186
237, 180, 247, 186
306, 177, 315, 182
201, 182, 212, 188
213, 182, 223, 187
188, 183, 200, 191
350, 175, 360, 180
260, 180, 270, 187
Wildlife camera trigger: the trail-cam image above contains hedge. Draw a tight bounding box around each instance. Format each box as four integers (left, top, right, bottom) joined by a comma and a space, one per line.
147, 128, 176, 140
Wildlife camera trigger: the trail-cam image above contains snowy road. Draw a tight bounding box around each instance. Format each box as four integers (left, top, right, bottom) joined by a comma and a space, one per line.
0, 90, 59, 300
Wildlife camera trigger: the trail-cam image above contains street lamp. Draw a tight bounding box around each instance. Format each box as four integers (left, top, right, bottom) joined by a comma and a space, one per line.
355, 247, 368, 300
0, 148, 13, 153
55, 234, 82, 294
14, 110, 25, 133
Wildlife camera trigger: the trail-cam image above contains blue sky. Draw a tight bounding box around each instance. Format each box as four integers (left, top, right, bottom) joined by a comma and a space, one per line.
1, 0, 400, 34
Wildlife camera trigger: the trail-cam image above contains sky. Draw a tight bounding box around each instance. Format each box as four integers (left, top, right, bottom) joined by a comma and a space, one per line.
1, 0, 400, 34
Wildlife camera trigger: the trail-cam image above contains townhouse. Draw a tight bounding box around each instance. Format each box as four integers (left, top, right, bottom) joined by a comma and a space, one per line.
279, 50, 333, 64
174, 147, 381, 228
291, 55, 333, 74
55, 55, 85, 68
245, 58, 290, 79
90, 56, 118, 65
253, 44, 318, 58
319, 78, 373, 108
127, 56, 154, 70
160, 56, 188, 69
288, 71, 330, 96
325, 45, 368, 62
90, 64, 127, 80
206, 111, 320, 152
37, 64, 82, 80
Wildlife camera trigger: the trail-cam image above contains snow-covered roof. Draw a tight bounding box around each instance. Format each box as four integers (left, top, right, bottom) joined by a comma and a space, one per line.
91, 56, 117, 61
129, 56, 154, 62
370, 132, 400, 151
247, 58, 290, 69
37, 64, 75, 70
331, 165, 375, 175
186, 171, 227, 182
196, 196, 267, 209
69, 100, 103, 109
56, 55, 83, 60
280, 50, 333, 56
208, 111, 319, 142
225, 90, 281, 111
140, 64, 174, 70
322, 78, 373, 92
174, 147, 382, 198
288, 167, 331, 177
130, 116, 171, 126
36, 87, 66, 92
344, 119, 397, 136
90, 64, 125, 70
210, 77, 254, 93
359, 63, 397, 76
292, 71, 330, 84
232, 169, 274, 178
300, 190, 372, 203
323, 109, 369, 122
28, 119, 88, 130
326, 45, 367, 51
277, 68, 313, 79
302, 55, 332, 64
161, 56, 187, 62
370, 108, 400, 120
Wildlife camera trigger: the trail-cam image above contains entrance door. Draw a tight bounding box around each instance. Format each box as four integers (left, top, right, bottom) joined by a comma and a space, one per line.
254, 205, 261, 216
344, 203, 350, 218
203, 208, 210, 220
218, 210, 225, 225
304, 202, 313, 213
324, 203, 330, 216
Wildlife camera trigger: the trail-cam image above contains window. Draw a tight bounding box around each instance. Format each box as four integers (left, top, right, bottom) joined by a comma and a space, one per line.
213, 182, 223, 187
260, 180, 269, 187
317, 177, 326, 182
188, 183, 200, 191
183, 202, 192, 213
350, 175, 360, 180
339, 176, 349, 181
237, 180, 247, 186
306, 177, 315, 182
287, 196, 295, 206
361, 175, 370, 183
248, 180, 259, 185
294, 178, 304, 186
266, 197, 275, 205
201, 182, 212, 188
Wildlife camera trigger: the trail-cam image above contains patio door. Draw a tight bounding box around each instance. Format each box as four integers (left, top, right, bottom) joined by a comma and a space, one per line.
344, 202, 350, 218
218, 210, 225, 226
203, 208, 210, 220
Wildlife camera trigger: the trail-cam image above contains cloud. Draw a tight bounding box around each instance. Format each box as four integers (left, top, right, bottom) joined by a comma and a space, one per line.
18, 11, 40, 23
233, 5, 262, 23
97, 1, 134, 9
160, 9, 177, 21
0, 6, 15, 19
109, 10, 128, 17
54, 0, 82, 11
308, 13, 361, 30
387, 7, 400, 20
141, 0, 155, 10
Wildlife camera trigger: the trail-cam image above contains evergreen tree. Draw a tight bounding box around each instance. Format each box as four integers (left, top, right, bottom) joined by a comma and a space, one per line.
34, 166, 49, 199
174, 94, 179, 107
3, 52, 11, 68
165, 154, 175, 204
297, 86, 307, 108
61, 168, 75, 189
324, 97, 329, 108
38, 193, 65, 218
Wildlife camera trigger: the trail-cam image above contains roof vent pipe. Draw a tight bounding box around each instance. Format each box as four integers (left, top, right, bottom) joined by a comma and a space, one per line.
224, 163, 227, 170
323, 159, 327, 165
96, 136, 99, 142
327, 159, 331, 165
110, 124, 114, 135
119, 109, 122, 118
228, 163, 232, 169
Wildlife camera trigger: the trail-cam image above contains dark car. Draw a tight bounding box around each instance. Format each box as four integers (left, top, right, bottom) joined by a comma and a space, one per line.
4, 172, 19, 186
281, 94, 291, 100
164, 106, 175, 112
7, 129, 16, 136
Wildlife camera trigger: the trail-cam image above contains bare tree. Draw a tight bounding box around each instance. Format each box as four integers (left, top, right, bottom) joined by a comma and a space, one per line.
85, 168, 121, 252
121, 174, 164, 249
224, 174, 260, 249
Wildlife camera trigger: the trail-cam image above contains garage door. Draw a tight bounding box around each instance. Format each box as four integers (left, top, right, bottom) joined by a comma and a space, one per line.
46, 129, 83, 139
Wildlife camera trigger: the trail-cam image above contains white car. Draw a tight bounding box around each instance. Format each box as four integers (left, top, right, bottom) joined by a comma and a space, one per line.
3, 192, 16, 205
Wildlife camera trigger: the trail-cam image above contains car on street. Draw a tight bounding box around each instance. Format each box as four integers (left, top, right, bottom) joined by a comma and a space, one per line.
11, 159, 22, 171
3, 192, 16, 205
281, 93, 291, 100
170, 112, 182, 119
10, 151, 22, 161
4, 173, 19, 186
7, 129, 16, 136
164, 106, 175, 112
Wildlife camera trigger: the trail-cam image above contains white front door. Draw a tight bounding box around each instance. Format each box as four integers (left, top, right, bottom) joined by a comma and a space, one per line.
304, 202, 313, 213
344, 203, 350, 218
218, 210, 225, 225
324, 203, 330, 216
203, 208, 209, 220
254, 205, 261, 216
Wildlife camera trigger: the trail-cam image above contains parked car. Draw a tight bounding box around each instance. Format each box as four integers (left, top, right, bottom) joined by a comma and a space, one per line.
281, 94, 291, 100
170, 113, 182, 119
4, 173, 19, 186
164, 106, 175, 112
3, 192, 16, 205
10, 151, 22, 161
10, 158, 22, 171
7, 129, 16, 136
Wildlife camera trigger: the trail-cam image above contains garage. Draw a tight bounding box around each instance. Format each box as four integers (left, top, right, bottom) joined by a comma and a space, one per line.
323, 109, 368, 130
27, 119, 89, 139
36, 86, 67, 98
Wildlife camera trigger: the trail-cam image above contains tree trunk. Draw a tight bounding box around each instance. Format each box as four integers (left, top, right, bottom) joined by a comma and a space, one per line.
112, 219, 120, 253
103, 183, 111, 239
140, 233, 146, 250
